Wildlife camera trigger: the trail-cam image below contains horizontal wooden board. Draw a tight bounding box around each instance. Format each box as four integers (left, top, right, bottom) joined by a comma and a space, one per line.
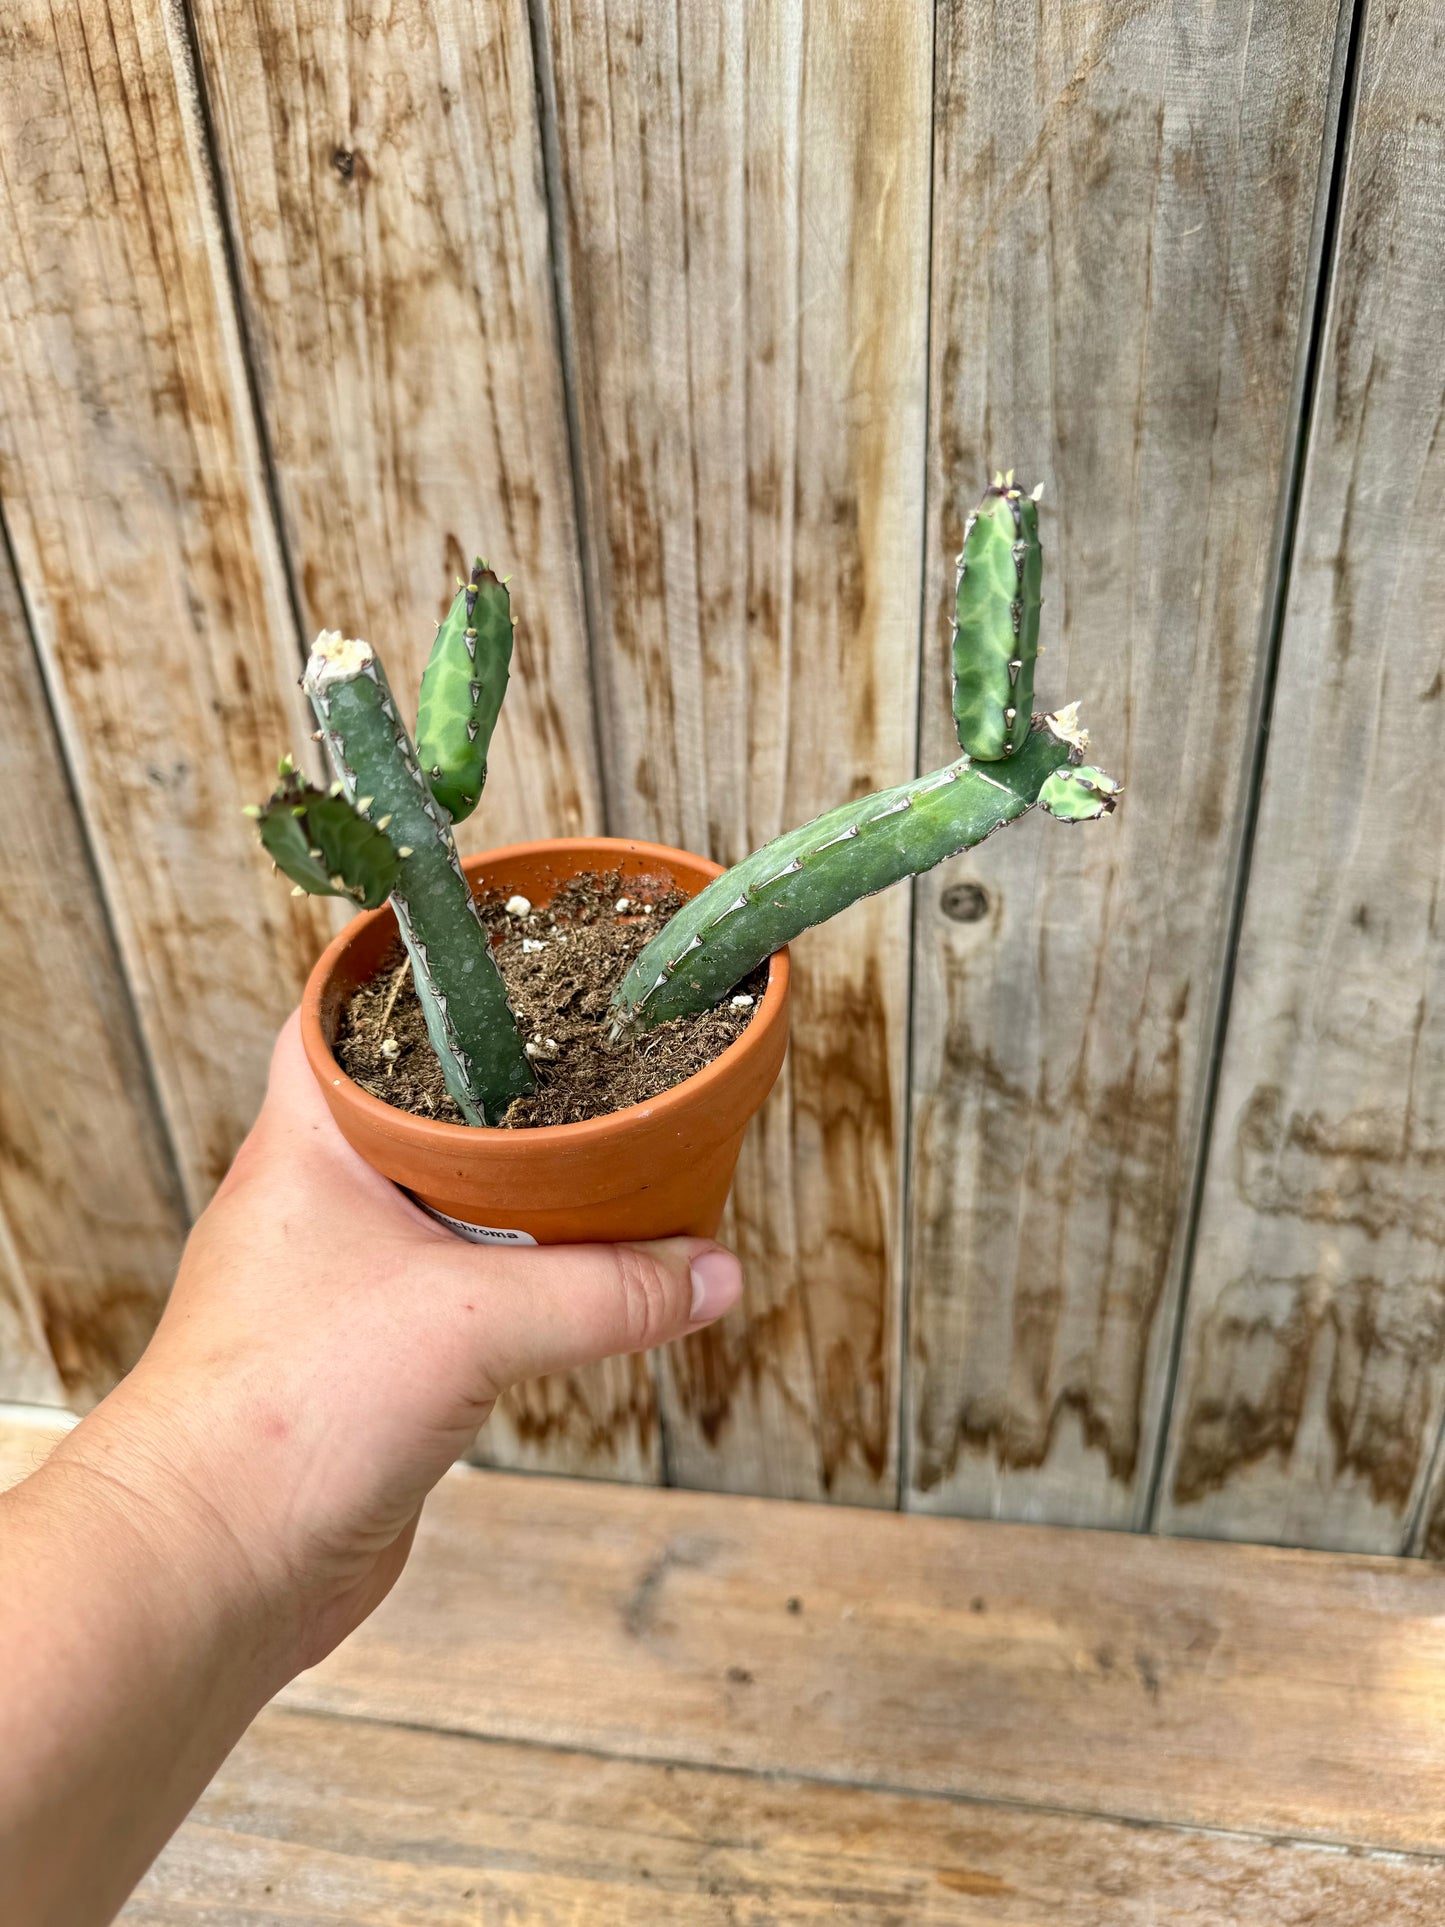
284, 1464, 1445, 1854
0, 527, 186, 1405
0, 2, 331, 1212
1158, 0, 1445, 1550
539, 0, 932, 1502
906, 0, 1349, 1527
3, 1416, 1441, 1910
127, 1703, 1445, 1924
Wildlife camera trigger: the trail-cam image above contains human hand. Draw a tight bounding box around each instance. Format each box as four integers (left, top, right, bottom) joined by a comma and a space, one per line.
54, 1011, 743, 1677
2, 1013, 743, 1921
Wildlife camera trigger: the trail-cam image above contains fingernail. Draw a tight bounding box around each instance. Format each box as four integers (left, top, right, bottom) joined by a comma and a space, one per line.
689, 1248, 742, 1322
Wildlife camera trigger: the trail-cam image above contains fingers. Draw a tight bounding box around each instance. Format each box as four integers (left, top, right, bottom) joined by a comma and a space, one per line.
449, 1237, 743, 1391
237, 1016, 745, 1396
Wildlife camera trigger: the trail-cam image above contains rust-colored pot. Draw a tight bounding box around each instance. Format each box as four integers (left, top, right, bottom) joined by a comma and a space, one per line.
300, 837, 790, 1245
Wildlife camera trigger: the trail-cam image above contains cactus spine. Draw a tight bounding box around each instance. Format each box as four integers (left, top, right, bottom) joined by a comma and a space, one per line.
303, 631, 533, 1124
415, 560, 513, 823
951, 473, 1042, 760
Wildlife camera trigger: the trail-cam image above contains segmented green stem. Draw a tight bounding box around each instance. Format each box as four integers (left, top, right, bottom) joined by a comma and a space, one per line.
415, 561, 513, 823
251, 764, 399, 909
1040, 764, 1122, 821
952, 476, 1042, 760
611, 715, 1081, 1031
304, 631, 533, 1124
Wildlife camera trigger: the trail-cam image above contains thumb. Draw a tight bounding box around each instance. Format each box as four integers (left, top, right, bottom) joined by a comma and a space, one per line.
453, 1237, 743, 1392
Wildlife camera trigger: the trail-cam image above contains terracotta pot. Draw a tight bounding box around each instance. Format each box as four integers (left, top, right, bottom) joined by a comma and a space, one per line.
300, 837, 790, 1245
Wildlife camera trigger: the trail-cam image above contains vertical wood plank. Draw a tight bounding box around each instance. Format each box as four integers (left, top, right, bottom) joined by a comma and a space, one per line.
539, 0, 932, 1501
0, 548, 66, 1406
186, 0, 603, 858
0, 532, 186, 1407
0, 1, 330, 1213
0, 1220, 65, 1408
907, 0, 1346, 1524
186, 0, 637, 1482
1162, 0, 1445, 1552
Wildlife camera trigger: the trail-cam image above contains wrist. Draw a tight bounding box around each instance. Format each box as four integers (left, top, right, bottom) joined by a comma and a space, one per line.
38, 1377, 307, 1694
0, 1381, 303, 1923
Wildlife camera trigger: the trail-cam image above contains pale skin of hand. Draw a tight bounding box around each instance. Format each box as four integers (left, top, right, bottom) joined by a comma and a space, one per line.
0, 1013, 742, 1926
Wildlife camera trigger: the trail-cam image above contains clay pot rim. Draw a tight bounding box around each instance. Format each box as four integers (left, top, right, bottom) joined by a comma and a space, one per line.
300, 834, 791, 1157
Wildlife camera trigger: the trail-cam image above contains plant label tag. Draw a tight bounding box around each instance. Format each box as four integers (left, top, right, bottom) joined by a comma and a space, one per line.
411, 1197, 538, 1246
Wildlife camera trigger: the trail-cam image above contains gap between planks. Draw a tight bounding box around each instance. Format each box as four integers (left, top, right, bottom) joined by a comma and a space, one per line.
273, 1698, 1445, 1871
5, 1413, 1444, 1916
128, 1701, 1445, 1925
281, 1462, 1445, 1857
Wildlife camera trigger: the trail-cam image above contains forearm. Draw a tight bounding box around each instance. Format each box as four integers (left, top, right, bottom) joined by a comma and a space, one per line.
0, 1012, 741, 1922
0, 1393, 298, 1925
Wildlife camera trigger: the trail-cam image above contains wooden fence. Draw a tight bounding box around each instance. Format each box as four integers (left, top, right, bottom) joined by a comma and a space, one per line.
1, 0, 1440, 1553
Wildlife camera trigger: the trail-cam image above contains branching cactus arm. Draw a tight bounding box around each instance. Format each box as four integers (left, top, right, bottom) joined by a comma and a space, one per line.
613, 467, 1121, 1034
952, 473, 1042, 761
250, 763, 399, 909
415, 561, 513, 823
255, 480, 1116, 1120
611, 715, 1082, 1032
1040, 764, 1122, 821
304, 630, 533, 1124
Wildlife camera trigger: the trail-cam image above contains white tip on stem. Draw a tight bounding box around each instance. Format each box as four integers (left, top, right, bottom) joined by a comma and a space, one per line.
306, 629, 374, 687
1044, 701, 1090, 755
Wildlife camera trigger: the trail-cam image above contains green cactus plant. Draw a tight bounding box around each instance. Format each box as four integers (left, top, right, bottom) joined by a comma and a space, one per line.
414, 560, 513, 823
248, 761, 399, 909
255, 479, 1118, 1127
951, 470, 1043, 760
254, 575, 536, 1124
610, 716, 1082, 1030
253, 560, 534, 1122
609, 475, 1117, 1033
300, 626, 533, 1125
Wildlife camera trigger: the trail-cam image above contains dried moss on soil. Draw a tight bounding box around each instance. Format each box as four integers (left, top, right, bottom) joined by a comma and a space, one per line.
334, 868, 764, 1128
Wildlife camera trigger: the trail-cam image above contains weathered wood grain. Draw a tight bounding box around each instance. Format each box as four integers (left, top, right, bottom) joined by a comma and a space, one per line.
4, 1416, 1442, 1907
906, 0, 1347, 1526
186, 0, 654, 1482
127, 1702, 1445, 1924
285, 1465, 1445, 1854
0, 2, 330, 1214
0, 1403, 74, 1491
0, 527, 185, 1405
0, 1229, 61, 1408
186, 0, 602, 859
1161, 0, 1445, 1552
465, 1355, 659, 1485
538, 0, 932, 1500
